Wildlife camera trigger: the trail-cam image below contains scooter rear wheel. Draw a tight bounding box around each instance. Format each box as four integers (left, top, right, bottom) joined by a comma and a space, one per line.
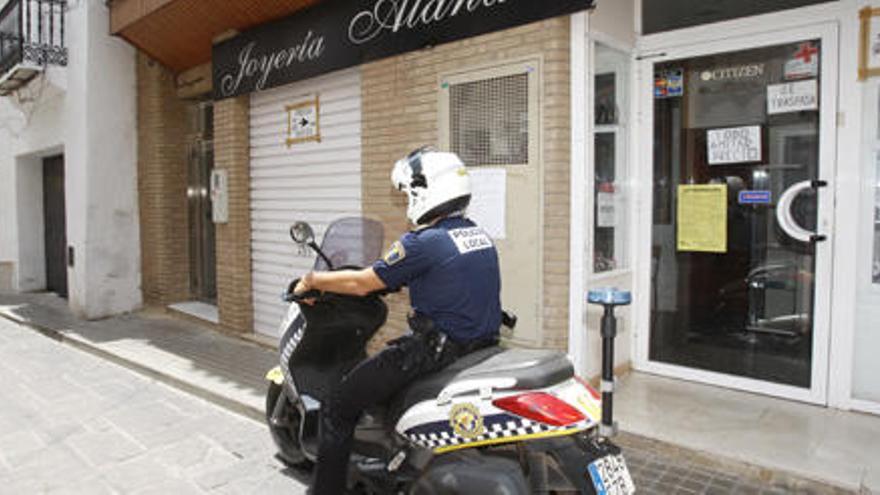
265, 381, 311, 468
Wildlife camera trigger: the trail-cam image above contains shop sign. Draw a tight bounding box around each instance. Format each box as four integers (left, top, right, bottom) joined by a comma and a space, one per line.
210, 169, 229, 223
706, 125, 762, 165
286, 95, 321, 146
697, 64, 764, 82
738, 190, 772, 205
767, 80, 818, 115
784, 42, 819, 80
213, 0, 594, 99
597, 191, 616, 227
654, 68, 683, 99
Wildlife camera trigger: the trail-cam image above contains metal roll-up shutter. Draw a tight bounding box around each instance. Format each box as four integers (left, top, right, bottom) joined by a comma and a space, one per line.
250, 68, 362, 337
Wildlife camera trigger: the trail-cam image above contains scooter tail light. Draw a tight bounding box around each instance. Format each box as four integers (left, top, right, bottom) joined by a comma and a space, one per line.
575, 375, 602, 401
492, 392, 586, 427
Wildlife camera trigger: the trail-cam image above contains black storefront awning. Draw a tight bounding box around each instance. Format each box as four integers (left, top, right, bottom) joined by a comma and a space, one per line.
213, 0, 595, 100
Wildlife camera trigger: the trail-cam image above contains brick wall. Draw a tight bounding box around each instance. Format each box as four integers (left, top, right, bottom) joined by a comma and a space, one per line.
361, 18, 571, 350
541, 24, 573, 351
213, 96, 254, 333
136, 53, 190, 305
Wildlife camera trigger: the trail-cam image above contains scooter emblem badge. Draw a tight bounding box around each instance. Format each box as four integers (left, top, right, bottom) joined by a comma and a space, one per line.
449, 402, 484, 440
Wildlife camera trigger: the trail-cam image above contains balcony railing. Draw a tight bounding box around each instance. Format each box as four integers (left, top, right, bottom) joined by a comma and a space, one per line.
0, 0, 67, 96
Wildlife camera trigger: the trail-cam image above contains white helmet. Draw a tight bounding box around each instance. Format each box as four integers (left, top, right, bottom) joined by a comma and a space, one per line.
391, 147, 471, 225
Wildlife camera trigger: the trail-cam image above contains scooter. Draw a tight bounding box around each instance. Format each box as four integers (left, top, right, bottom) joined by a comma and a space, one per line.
265, 216, 635, 494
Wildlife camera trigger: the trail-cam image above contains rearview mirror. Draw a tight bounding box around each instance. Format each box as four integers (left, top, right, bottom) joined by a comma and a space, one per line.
290, 222, 315, 245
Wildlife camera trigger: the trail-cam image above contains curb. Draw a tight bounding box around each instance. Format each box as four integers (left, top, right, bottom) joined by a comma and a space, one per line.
0, 310, 265, 424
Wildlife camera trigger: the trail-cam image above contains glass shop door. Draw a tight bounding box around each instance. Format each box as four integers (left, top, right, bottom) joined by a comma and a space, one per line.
638, 26, 837, 403
187, 101, 217, 303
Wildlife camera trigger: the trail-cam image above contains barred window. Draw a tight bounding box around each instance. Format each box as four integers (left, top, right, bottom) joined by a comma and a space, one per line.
449, 73, 529, 166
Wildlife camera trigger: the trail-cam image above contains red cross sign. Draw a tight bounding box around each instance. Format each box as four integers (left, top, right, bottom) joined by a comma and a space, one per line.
794, 42, 818, 64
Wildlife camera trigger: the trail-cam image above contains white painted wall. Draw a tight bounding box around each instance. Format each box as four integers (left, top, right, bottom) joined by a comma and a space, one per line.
249, 68, 362, 337
0, 76, 67, 293
0, 1, 140, 318
0, 121, 14, 265
590, 0, 637, 46
15, 154, 46, 291
68, 1, 140, 318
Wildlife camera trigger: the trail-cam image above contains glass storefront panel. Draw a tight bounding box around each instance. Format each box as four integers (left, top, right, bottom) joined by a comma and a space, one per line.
851, 88, 880, 405
592, 43, 629, 274
650, 40, 822, 388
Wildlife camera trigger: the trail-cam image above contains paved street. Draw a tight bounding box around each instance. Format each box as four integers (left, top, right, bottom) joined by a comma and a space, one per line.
0, 300, 854, 495
0, 317, 307, 494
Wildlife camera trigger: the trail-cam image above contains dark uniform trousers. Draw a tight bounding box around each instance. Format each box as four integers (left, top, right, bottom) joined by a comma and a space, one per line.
310, 331, 488, 495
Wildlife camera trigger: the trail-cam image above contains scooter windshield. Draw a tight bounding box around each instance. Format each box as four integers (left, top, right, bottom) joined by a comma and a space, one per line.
314, 217, 385, 271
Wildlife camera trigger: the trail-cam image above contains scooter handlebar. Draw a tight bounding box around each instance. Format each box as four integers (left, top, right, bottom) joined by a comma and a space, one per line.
281, 278, 323, 303
281, 277, 390, 303
286, 289, 323, 303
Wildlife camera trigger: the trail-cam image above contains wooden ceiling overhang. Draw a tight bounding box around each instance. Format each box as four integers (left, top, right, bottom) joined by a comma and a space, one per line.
110, 0, 322, 73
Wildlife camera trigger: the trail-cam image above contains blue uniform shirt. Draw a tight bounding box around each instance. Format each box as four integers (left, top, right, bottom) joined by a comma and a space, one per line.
372, 216, 502, 343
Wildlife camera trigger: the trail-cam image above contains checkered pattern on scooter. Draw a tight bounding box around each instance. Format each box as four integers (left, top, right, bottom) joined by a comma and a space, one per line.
405, 413, 582, 451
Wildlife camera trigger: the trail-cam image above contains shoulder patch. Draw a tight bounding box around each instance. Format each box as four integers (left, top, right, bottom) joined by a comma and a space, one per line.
383, 241, 406, 266
448, 227, 493, 254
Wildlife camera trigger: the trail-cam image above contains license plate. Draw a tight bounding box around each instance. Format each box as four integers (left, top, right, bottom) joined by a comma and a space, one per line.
588, 454, 635, 495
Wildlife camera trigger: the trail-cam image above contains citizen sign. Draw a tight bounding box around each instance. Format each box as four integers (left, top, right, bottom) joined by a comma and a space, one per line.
699, 64, 765, 82
212, 0, 593, 99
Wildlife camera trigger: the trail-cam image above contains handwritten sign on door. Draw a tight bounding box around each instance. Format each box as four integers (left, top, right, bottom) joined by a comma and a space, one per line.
767, 80, 818, 115
707, 125, 762, 165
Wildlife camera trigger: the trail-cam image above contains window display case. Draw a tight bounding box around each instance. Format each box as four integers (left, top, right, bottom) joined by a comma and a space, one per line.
592, 43, 630, 275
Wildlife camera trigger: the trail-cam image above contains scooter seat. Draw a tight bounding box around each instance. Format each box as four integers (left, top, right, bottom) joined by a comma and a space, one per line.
454, 348, 574, 387
387, 347, 574, 424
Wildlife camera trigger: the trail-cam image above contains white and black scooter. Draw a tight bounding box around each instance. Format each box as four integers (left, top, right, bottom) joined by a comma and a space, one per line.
265, 217, 635, 494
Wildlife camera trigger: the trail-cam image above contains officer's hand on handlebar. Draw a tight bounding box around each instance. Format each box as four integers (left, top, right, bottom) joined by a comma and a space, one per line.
290, 268, 385, 302
293, 275, 320, 306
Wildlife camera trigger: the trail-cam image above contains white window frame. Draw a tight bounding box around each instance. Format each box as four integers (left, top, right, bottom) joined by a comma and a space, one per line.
628, 0, 878, 414
632, 20, 840, 406
588, 40, 632, 280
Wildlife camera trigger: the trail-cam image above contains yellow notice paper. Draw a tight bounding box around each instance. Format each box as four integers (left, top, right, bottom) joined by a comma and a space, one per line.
677, 184, 728, 253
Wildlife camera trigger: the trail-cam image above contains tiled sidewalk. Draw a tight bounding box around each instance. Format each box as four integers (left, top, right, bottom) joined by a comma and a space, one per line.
0, 293, 276, 420
619, 433, 850, 494
0, 293, 858, 494
616, 372, 879, 494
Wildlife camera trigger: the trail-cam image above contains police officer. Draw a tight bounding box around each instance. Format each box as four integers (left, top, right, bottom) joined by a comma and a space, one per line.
294, 148, 502, 494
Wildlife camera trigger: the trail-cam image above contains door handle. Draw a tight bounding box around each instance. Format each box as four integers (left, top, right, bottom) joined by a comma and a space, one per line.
775, 180, 826, 243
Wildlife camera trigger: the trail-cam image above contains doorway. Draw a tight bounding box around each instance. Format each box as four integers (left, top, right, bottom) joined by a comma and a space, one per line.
42, 155, 67, 298
439, 59, 543, 346
187, 101, 216, 303
636, 26, 837, 404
